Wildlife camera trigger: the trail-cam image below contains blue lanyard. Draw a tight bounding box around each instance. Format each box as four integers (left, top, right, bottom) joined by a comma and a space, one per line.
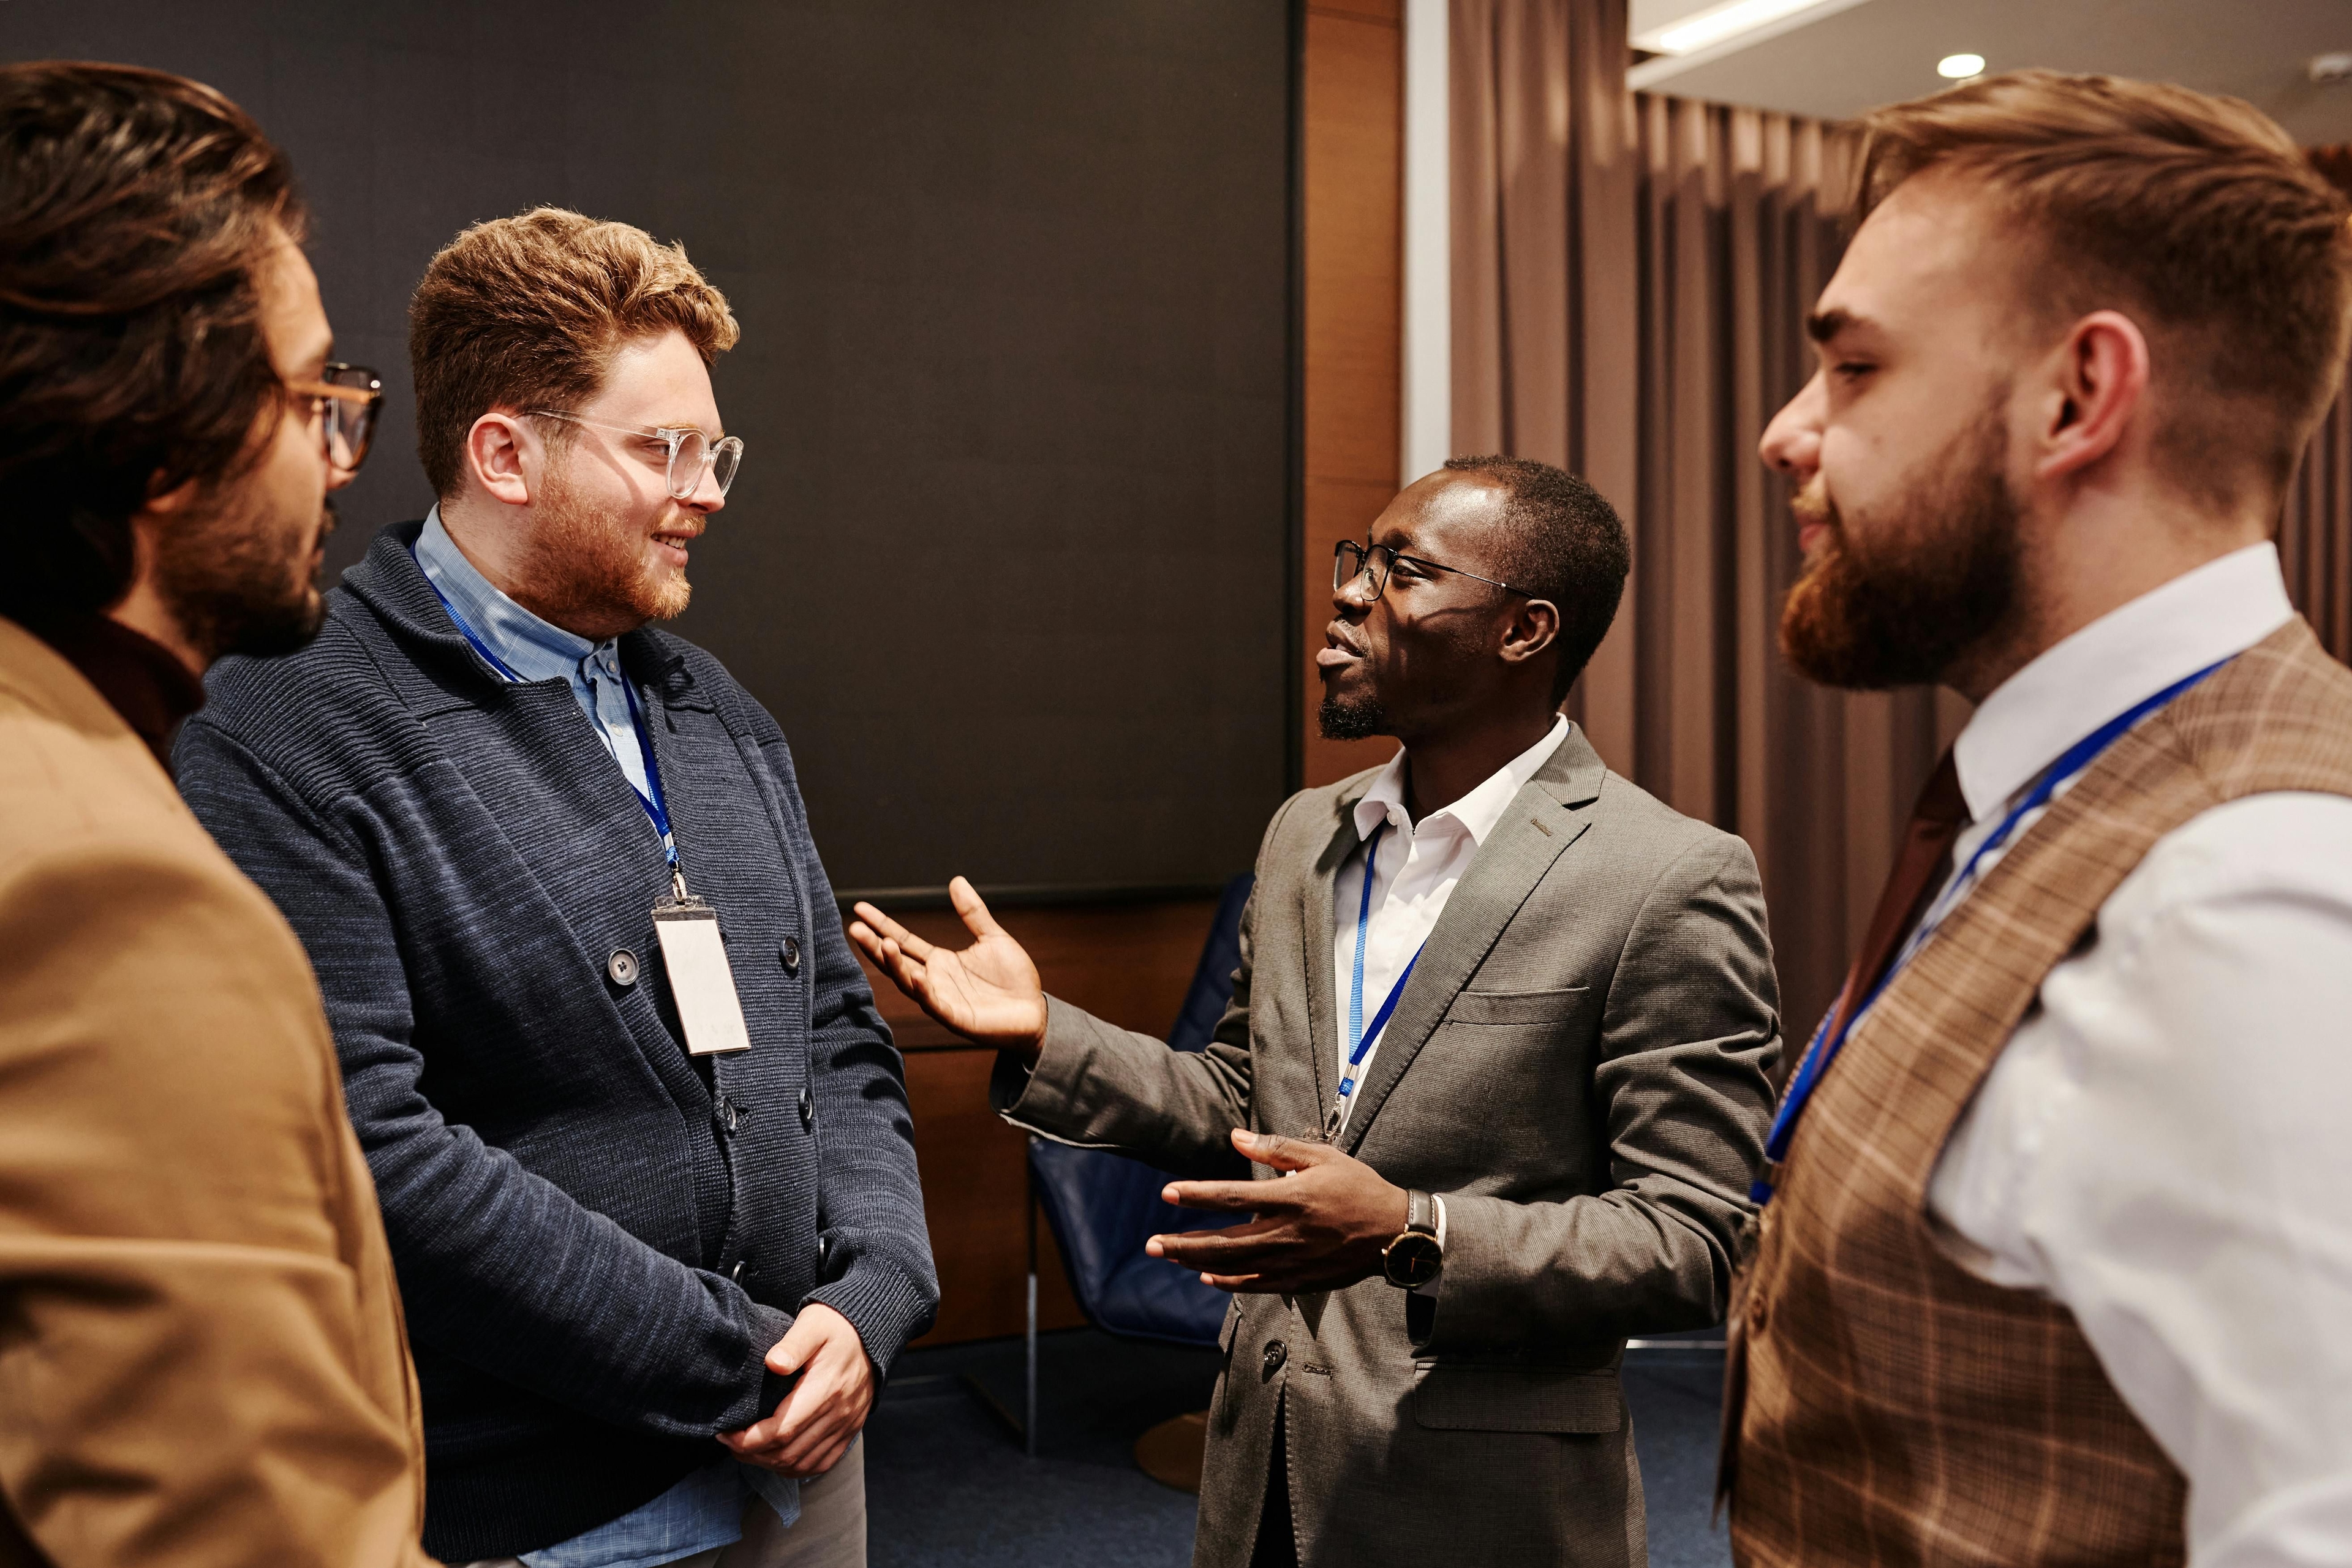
420, 569, 680, 875
1338, 824, 1428, 1107
1755, 654, 2230, 1203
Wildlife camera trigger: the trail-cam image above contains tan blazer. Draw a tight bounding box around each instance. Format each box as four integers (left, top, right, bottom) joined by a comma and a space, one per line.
0, 617, 432, 1567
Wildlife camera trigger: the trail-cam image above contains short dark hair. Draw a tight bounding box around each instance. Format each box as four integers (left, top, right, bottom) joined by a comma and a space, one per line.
0, 61, 304, 628
1442, 455, 1630, 703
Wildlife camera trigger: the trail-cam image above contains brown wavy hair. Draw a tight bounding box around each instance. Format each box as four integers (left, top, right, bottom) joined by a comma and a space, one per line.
0, 61, 306, 627
1849, 70, 2352, 507
409, 207, 738, 500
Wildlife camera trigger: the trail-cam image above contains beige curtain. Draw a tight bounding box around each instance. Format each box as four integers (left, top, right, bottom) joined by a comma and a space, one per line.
2285, 396, 2352, 657
2285, 149, 2352, 662
1452, 0, 1956, 1036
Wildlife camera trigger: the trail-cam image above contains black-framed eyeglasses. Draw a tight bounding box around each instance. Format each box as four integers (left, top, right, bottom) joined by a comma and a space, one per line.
1334, 538, 1532, 600
285, 361, 382, 475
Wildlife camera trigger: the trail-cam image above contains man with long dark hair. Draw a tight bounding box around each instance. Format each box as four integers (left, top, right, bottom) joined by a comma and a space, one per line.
0, 62, 429, 1565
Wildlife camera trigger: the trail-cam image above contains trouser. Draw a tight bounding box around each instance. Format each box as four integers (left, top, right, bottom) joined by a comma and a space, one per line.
456, 1443, 867, 1568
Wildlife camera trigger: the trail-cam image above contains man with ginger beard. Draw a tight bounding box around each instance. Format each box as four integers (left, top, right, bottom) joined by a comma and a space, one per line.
1724, 71, 2352, 1567
176, 209, 935, 1568
0, 61, 430, 1564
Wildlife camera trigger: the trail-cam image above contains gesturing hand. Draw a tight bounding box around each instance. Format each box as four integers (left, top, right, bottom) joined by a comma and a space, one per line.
1147, 1129, 1411, 1295
718, 1303, 873, 1479
849, 877, 1048, 1058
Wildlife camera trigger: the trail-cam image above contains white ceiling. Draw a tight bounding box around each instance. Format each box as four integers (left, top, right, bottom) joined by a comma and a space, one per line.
1627, 0, 2352, 145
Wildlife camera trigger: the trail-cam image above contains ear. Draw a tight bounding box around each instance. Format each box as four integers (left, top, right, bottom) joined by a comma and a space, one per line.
2031, 309, 2150, 485
1498, 595, 1561, 669
464, 412, 539, 507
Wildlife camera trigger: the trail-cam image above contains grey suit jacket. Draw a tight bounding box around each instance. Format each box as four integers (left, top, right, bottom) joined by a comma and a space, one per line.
994, 725, 1780, 1567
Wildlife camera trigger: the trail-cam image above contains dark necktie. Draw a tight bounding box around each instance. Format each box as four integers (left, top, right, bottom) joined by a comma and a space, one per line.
1819, 749, 1969, 1051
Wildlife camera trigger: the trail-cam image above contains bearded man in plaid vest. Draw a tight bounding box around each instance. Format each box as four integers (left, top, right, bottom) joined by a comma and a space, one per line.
1725, 70, 2352, 1567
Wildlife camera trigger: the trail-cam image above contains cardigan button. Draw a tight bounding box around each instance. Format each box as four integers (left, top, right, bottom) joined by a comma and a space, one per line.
798, 1084, 815, 1129
781, 937, 802, 974
1747, 1289, 1770, 1337
606, 948, 640, 987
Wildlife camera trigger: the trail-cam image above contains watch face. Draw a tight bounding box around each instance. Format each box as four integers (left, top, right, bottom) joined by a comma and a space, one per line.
1383, 1231, 1442, 1288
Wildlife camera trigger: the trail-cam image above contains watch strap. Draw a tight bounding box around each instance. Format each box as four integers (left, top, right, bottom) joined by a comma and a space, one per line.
1407, 1188, 1435, 1237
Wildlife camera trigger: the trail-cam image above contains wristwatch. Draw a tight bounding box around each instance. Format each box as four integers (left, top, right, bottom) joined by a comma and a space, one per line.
1381, 1188, 1443, 1289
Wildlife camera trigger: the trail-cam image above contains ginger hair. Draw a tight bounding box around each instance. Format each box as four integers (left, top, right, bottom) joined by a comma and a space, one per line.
1850, 70, 2352, 508
409, 206, 737, 499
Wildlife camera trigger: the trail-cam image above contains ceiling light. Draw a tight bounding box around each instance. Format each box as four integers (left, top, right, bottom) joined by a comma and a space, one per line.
1937, 52, 1986, 79
1633, 0, 1849, 57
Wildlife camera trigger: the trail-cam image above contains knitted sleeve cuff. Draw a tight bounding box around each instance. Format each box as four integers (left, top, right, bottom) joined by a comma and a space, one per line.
801, 1262, 938, 1382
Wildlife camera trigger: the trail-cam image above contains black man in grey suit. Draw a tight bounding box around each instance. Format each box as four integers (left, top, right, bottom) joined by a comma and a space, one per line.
852, 456, 1779, 1567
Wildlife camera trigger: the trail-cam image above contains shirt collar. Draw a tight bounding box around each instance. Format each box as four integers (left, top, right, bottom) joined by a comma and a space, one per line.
1953, 541, 2293, 823
1352, 714, 1571, 845
414, 505, 615, 683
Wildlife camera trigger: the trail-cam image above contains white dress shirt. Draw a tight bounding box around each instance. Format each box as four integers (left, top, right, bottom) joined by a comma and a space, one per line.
1915, 543, 2352, 1568
1329, 715, 1570, 1139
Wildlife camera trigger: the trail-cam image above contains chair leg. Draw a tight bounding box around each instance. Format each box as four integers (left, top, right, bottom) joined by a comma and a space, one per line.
1025, 1150, 1039, 1458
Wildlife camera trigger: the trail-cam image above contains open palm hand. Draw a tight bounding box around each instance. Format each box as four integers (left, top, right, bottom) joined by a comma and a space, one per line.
848, 877, 1048, 1053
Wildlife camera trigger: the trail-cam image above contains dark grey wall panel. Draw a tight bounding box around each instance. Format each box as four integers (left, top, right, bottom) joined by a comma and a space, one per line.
4, 1, 1292, 894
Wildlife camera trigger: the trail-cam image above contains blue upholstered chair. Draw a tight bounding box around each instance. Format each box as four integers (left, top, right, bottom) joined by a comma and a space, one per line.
1015, 873, 1254, 1453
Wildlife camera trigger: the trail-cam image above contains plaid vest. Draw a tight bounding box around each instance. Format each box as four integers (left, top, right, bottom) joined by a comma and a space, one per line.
1729, 617, 2352, 1568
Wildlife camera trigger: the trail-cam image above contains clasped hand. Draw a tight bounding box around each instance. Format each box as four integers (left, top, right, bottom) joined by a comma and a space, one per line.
718, 1302, 871, 1478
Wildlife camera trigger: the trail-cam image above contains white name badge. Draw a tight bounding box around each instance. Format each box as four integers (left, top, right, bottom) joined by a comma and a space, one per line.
652, 899, 753, 1056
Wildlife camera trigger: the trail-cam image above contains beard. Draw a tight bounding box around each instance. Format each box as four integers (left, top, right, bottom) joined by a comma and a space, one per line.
152, 490, 332, 662
518, 454, 693, 631
1779, 407, 2024, 691
1317, 689, 1388, 741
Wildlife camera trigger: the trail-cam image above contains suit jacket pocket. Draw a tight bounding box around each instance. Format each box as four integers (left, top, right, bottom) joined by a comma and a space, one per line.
1409, 1362, 1623, 1433
1446, 986, 1591, 1027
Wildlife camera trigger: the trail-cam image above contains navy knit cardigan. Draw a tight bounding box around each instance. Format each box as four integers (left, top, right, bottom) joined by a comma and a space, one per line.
175, 523, 937, 1560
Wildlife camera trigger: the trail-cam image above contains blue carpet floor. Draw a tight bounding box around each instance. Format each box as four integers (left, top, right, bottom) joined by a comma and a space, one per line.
865, 1329, 1732, 1567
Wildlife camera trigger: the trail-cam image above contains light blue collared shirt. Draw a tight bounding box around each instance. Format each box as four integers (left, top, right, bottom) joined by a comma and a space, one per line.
413, 508, 656, 805
411, 507, 799, 1567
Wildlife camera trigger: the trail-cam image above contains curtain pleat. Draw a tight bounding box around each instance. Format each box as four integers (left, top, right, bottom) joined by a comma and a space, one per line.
2287, 148, 2352, 666
1455, 2, 1961, 1041
2283, 328, 2352, 661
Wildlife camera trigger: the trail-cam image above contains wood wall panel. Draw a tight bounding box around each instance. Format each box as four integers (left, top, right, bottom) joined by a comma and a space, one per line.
901, 1049, 1085, 1346
846, 897, 1221, 1344
1302, 1, 1406, 788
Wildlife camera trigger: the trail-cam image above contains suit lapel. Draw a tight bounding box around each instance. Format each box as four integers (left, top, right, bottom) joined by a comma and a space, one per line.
1298, 786, 1370, 1136
1337, 725, 1607, 1155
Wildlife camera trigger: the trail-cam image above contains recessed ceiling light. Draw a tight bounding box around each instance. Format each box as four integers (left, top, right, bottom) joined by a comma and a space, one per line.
1632, 0, 1852, 57
1938, 52, 1987, 79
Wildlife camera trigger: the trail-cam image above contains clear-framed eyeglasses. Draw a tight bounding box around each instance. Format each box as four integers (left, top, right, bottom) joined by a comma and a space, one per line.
526, 409, 744, 500
1333, 538, 1531, 599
